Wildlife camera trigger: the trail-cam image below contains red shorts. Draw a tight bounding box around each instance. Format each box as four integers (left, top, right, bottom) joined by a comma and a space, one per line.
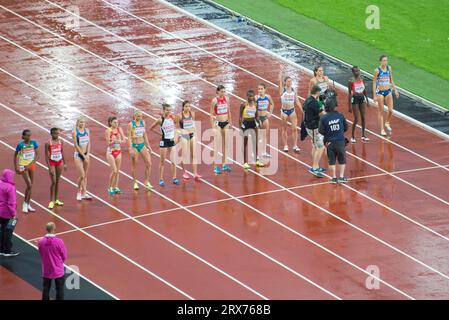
49, 159, 64, 167
108, 148, 121, 159
19, 163, 36, 173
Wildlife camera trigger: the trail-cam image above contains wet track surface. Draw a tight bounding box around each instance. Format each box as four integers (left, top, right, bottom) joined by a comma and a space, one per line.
0, 0, 448, 299
168, 0, 449, 135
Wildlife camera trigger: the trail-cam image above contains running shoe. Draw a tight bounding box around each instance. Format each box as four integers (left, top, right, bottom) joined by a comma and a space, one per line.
183, 172, 190, 180
76, 192, 82, 201
108, 188, 115, 195
385, 122, 392, 132
145, 182, 153, 189
361, 136, 370, 142
173, 178, 180, 185
55, 200, 64, 206
214, 166, 222, 174
262, 152, 272, 158
27, 204, 36, 212
22, 203, 28, 213
243, 163, 250, 170
283, 145, 289, 152
331, 178, 338, 184
48, 201, 55, 209
223, 164, 232, 172
318, 167, 327, 173
338, 177, 349, 184
113, 188, 122, 194
133, 182, 139, 190
159, 180, 165, 187
351, 138, 356, 143
293, 146, 300, 153
380, 129, 387, 136
255, 160, 265, 167
308, 168, 324, 178
194, 173, 202, 181
82, 194, 93, 200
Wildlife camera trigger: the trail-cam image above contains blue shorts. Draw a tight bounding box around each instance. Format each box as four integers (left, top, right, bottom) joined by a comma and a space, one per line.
282, 108, 295, 116
376, 88, 392, 97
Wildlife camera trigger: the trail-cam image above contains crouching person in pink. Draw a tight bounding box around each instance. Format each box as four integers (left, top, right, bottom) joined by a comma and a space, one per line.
38, 222, 67, 300
0, 169, 19, 257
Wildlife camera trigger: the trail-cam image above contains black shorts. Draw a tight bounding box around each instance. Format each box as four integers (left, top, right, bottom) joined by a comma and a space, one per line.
160, 139, 175, 148
217, 120, 229, 129
351, 94, 365, 105
181, 133, 194, 140
326, 140, 346, 165
241, 120, 257, 132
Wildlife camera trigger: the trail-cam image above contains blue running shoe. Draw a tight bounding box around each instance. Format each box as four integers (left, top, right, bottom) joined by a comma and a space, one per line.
159, 180, 165, 187
214, 166, 222, 174
222, 164, 232, 172
173, 178, 180, 185
309, 168, 324, 178
318, 167, 327, 173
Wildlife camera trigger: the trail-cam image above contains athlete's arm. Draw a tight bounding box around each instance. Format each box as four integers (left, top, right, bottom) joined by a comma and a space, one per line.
13, 150, 19, 173
210, 98, 217, 127
389, 66, 400, 98
309, 78, 316, 94
104, 129, 113, 147
86, 129, 91, 156
72, 130, 83, 154
191, 111, 197, 134
279, 72, 284, 96
295, 93, 304, 116
61, 140, 67, 170
148, 118, 161, 134
268, 94, 275, 115
347, 80, 353, 112
143, 122, 153, 150
44, 141, 50, 168
372, 68, 379, 101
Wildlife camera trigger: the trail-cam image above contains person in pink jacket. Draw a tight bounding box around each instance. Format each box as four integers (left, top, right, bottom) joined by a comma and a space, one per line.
0, 169, 19, 257
38, 222, 67, 300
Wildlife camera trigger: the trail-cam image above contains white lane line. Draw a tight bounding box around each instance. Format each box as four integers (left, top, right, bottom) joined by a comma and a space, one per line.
32, 3, 449, 211
0, 145, 194, 300
26, 163, 448, 242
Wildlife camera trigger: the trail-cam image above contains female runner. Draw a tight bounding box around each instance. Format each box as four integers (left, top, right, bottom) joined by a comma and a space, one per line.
105, 116, 125, 195
279, 72, 302, 153
14, 129, 39, 212
175, 101, 201, 181
309, 66, 334, 106
127, 111, 153, 190
149, 103, 179, 187
373, 55, 399, 136
348, 66, 370, 143
45, 127, 66, 209
210, 85, 232, 174
239, 90, 264, 169
256, 83, 275, 158
72, 117, 92, 201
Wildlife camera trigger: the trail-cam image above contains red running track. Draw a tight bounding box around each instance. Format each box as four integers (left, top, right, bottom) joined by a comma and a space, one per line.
0, 0, 449, 299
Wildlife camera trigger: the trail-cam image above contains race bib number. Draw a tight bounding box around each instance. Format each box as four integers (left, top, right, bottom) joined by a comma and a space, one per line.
246, 108, 256, 117
78, 135, 89, 146
50, 151, 62, 161
183, 119, 194, 130
134, 127, 145, 137
217, 105, 228, 114
354, 83, 365, 93
22, 148, 35, 160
